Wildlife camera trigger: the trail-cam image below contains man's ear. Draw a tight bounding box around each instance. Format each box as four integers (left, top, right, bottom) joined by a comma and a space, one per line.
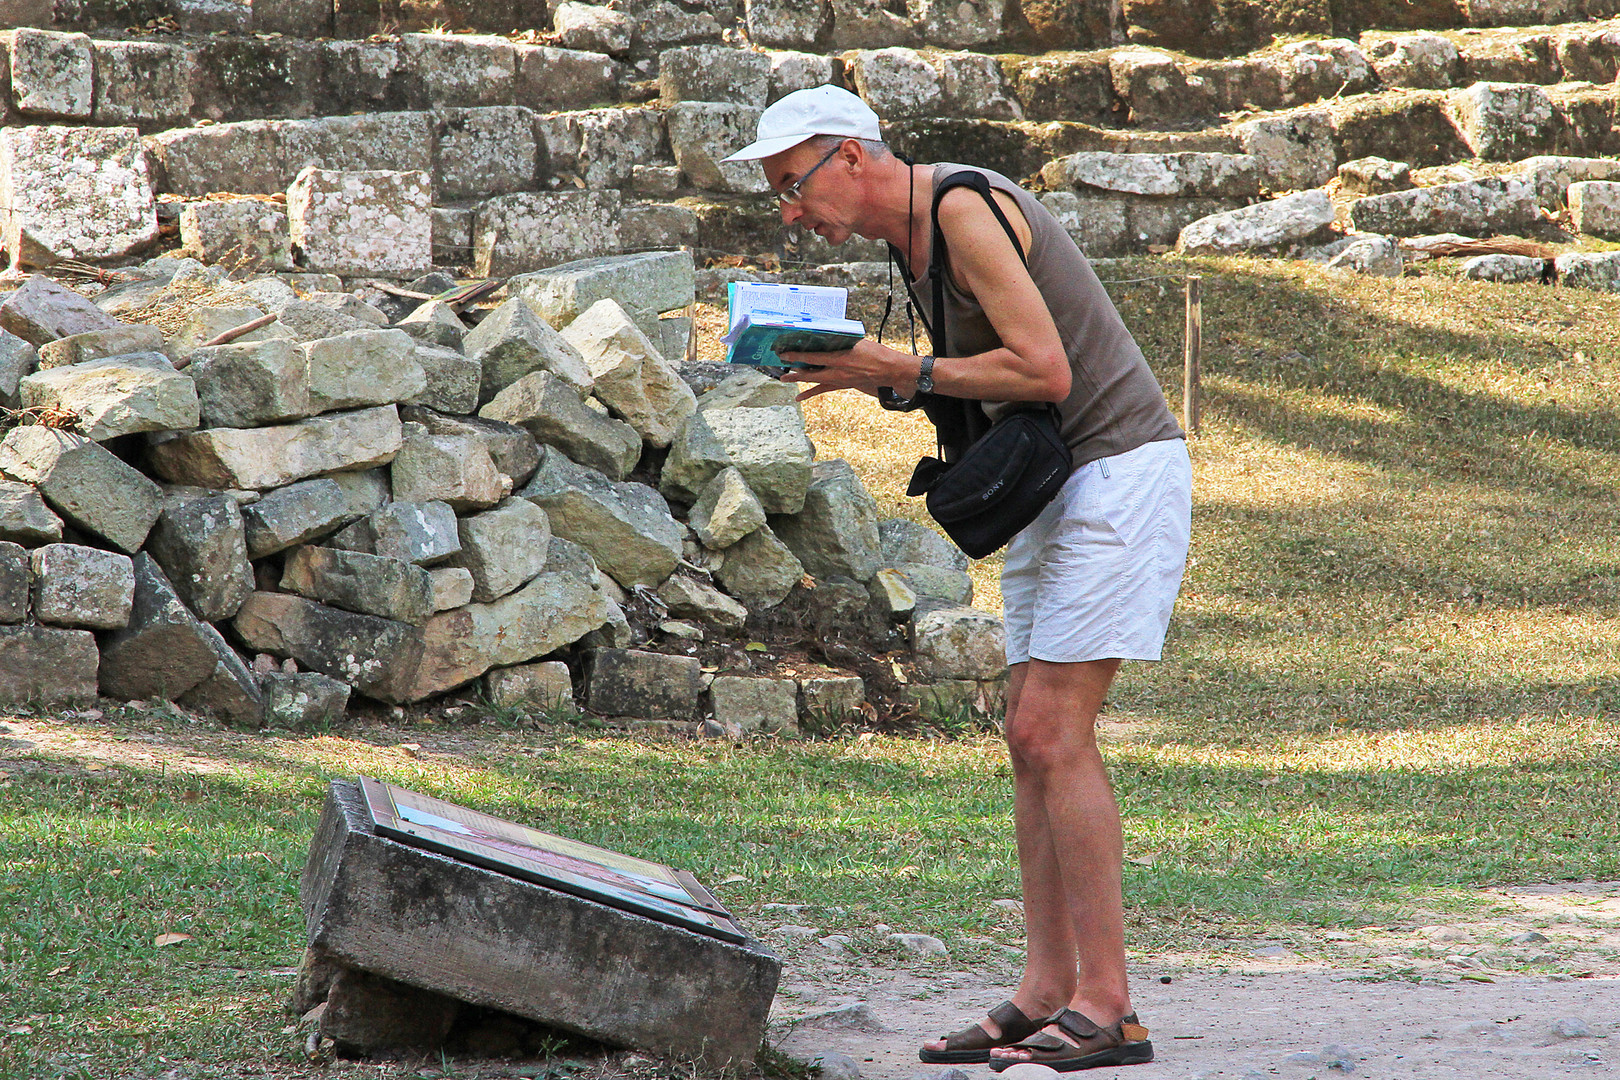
842, 138, 866, 175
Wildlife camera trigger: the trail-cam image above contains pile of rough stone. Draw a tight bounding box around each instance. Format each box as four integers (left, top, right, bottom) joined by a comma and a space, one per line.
0, 250, 1006, 731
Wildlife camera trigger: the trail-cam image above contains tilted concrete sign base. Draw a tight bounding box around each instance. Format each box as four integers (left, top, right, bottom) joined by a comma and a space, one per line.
299, 779, 780, 1067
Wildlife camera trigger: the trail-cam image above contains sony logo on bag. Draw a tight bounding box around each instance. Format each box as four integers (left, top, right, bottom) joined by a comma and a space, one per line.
980, 479, 1005, 501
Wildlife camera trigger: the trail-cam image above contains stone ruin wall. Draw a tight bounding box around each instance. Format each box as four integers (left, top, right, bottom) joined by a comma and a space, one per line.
2, 0, 1620, 730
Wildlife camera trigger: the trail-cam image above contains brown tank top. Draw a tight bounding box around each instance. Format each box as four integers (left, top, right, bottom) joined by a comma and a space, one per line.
910, 162, 1184, 465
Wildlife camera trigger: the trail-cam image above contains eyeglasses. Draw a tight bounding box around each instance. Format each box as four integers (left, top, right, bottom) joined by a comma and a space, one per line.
775, 145, 842, 205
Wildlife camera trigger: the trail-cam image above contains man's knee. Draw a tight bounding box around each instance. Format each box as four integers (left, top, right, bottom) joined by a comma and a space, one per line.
1005, 705, 1099, 773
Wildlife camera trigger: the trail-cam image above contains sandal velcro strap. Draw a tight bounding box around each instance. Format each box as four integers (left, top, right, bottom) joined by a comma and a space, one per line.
987, 1001, 1037, 1036
921, 1000, 1047, 1063
1052, 1009, 1104, 1043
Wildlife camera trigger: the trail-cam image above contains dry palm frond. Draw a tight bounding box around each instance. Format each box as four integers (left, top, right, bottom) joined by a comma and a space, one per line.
2, 403, 81, 434
115, 279, 250, 337
46, 261, 145, 285
1399, 236, 1557, 260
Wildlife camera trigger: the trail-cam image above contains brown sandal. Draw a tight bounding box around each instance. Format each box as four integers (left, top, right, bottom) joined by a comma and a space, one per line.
987, 1008, 1154, 1072
918, 1000, 1049, 1064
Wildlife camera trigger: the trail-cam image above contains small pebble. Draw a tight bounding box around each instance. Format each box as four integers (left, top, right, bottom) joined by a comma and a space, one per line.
1424, 924, 1467, 943
1512, 931, 1551, 944
1159, 975, 1172, 984
1252, 945, 1291, 958
775, 924, 821, 940
819, 934, 851, 953
999, 1064, 1061, 1080
1285, 1050, 1322, 1064
1553, 1018, 1595, 1039
890, 932, 949, 957
808, 1051, 862, 1080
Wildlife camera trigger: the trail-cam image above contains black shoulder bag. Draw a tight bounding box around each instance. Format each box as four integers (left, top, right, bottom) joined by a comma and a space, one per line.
883, 170, 1073, 560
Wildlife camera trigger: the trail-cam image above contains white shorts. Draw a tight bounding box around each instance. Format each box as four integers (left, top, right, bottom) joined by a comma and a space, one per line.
1001, 437, 1191, 666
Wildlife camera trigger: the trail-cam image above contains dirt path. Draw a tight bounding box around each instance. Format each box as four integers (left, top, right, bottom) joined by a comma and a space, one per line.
771, 964, 1619, 1079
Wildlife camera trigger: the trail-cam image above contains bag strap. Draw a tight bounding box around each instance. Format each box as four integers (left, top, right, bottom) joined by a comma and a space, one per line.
925, 169, 1028, 359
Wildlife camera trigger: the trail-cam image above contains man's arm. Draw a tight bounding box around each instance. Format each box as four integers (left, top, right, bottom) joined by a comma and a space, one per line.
780, 186, 1071, 403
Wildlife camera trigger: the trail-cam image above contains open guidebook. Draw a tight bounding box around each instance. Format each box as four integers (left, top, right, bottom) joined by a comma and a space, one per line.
721, 282, 865, 369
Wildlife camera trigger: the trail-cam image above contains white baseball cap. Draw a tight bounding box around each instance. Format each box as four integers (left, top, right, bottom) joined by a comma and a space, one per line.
722, 84, 882, 162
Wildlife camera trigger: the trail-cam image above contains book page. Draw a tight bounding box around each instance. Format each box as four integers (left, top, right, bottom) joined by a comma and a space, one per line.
729, 282, 847, 328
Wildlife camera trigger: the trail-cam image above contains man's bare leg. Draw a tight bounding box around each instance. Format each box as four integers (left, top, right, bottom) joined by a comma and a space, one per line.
989, 656, 1132, 1062
923, 657, 1126, 1053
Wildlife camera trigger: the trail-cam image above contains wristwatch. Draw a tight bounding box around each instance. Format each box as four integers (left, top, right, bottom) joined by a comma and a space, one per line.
916, 354, 936, 395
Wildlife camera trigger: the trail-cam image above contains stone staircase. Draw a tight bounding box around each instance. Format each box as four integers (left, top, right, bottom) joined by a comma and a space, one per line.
2, 0, 1618, 275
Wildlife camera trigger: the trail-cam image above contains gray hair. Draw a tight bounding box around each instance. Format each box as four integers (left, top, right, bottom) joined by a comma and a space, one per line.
809, 133, 891, 160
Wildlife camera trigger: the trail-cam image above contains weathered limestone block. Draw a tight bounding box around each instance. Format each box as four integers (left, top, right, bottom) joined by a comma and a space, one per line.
714, 525, 803, 608
19, 353, 199, 442
913, 604, 1005, 680
1464, 253, 1545, 282
1338, 156, 1413, 195
868, 567, 917, 618
554, 2, 633, 54
0, 275, 122, 347
1042, 151, 1260, 198
242, 479, 352, 558
510, 250, 696, 330
711, 675, 799, 734
10, 29, 92, 119
252, 0, 335, 37
445, 498, 551, 603
0, 331, 37, 407
147, 494, 253, 622
177, 199, 290, 270
281, 113, 434, 182
891, 561, 973, 605
399, 407, 540, 488
391, 427, 507, 511
187, 339, 311, 429
659, 45, 770, 107
913, 0, 1005, 46
0, 479, 61, 545
302, 330, 425, 415
1556, 251, 1620, 293
169, 304, 290, 358
281, 546, 437, 626
745, 0, 829, 48
534, 107, 664, 191
695, 370, 799, 413
849, 48, 943, 120
142, 119, 286, 197
31, 543, 134, 630
398, 570, 609, 700
318, 965, 460, 1054
79, 40, 188, 126
1276, 39, 1374, 105
398, 33, 517, 108
770, 459, 880, 582
0, 541, 27, 624
1550, 84, 1620, 161
879, 517, 968, 571
399, 299, 467, 352
656, 573, 748, 630
1446, 82, 1557, 161
768, 52, 836, 104
98, 553, 250, 703
1520, 156, 1620, 210
261, 671, 351, 731
474, 190, 623, 277
147, 405, 403, 492
0, 426, 162, 553
800, 675, 865, 724
486, 660, 574, 709
331, 500, 461, 566
0, 625, 99, 705
1348, 177, 1539, 238
1108, 48, 1212, 126
664, 406, 813, 514
1557, 24, 1620, 84
1454, 28, 1556, 84
480, 370, 642, 480
628, 0, 727, 50
1325, 235, 1404, 276
464, 297, 594, 405
433, 106, 539, 201
1362, 31, 1461, 89
404, 344, 479, 417
586, 647, 702, 718
35, 324, 164, 370
1569, 181, 1620, 240
233, 591, 425, 701
0, 126, 158, 269
939, 52, 1023, 121
689, 466, 766, 549
300, 779, 778, 1066
665, 102, 768, 195
1038, 192, 1131, 259
1233, 110, 1335, 192
429, 566, 475, 610
513, 44, 624, 112
519, 448, 682, 587
560, 299, 697, 448
1178, 190, 1337, 254
287, 168, 432, 277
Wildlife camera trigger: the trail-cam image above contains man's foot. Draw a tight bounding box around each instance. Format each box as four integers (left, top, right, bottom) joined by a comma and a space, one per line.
988, 1009, 1153, 1072
917, 1000, 1051, 1064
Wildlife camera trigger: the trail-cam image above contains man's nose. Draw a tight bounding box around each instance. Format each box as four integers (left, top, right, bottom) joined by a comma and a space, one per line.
779, 200, 802, 225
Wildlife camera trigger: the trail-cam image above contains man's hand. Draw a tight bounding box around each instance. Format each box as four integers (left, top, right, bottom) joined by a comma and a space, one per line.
777, 338, 918, 401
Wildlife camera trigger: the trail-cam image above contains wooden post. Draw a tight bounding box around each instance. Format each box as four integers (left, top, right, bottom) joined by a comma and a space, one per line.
1183, 275, 1202, 436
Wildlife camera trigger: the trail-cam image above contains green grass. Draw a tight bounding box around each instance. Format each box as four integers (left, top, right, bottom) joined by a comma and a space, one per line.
7, 256, 1620, 1076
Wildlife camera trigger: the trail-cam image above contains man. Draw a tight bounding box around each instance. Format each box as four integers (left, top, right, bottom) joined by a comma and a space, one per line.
723, 85, 1191, 1072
